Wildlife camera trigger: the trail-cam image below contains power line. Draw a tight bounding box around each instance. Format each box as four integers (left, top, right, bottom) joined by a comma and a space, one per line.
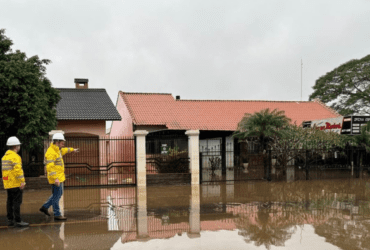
301, 58, 303, 101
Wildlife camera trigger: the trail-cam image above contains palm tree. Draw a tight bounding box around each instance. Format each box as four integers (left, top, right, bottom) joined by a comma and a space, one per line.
233, 108, 291, 180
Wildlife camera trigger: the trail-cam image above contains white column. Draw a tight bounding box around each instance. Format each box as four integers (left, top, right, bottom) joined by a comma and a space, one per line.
186, 130, 200, 185
134, 130, 149, 187
137, 186, 148, 239
188, 184, 201, 238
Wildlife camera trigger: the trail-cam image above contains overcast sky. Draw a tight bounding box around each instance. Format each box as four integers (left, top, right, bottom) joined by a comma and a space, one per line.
1, 0, 370, 105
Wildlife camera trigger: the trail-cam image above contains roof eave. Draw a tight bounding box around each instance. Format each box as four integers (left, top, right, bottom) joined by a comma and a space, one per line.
57, 118, 122, 121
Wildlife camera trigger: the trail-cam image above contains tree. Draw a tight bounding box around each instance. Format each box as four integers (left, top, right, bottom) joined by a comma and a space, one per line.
309, 54, 370, 116
0, 29, 60, 150
268, 124, 346, 179
233, 108, 291, 180
345, 121, 370, 151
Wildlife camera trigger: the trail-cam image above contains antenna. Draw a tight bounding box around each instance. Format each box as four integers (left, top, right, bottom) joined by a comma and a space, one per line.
301, 58, 303, 101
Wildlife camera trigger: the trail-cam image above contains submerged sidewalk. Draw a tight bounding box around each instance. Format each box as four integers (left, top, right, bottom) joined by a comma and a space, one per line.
1, 179, 370, 250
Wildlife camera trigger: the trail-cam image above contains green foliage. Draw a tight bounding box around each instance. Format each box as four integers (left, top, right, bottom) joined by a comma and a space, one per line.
233, 109, 291, 179
233, 108, 292, 146
277, 124, 346, 150
269, 124, 346, 170
0, 29, 60, 150
155, 146, 188, 173
309, 54, 370, 115
167, 146, 187, 156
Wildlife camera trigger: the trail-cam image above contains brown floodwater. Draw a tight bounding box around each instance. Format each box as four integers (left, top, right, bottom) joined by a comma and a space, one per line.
1, 178, 370, 250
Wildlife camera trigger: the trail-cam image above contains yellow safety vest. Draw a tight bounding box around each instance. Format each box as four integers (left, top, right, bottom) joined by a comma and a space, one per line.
45, 143, 74, 184
1, 150, 25, 189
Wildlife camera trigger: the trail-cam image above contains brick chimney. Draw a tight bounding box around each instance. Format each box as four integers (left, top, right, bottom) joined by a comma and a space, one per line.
75, 78, 89, 89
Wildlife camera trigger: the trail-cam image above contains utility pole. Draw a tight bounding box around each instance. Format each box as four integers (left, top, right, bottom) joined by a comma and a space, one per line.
301, 58, 303, 101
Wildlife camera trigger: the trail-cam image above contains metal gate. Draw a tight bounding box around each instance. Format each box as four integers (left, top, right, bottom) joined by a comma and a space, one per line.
62, 136, 136, 187
199, 138, 264, 183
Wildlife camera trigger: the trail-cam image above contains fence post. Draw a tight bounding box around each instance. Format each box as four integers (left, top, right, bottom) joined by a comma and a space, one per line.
134, 130, 149, 187
357, 149, 360, 178
199, 152, 202, 184
351, 148, 354, 177
305, 149, 309, 180
360, 150, 363, 178
268, 149, 272, 181
186, 130, 200, 185
221, 136, 226, 175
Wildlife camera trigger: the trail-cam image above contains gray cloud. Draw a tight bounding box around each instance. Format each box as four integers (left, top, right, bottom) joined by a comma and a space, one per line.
1, 0, 370, 126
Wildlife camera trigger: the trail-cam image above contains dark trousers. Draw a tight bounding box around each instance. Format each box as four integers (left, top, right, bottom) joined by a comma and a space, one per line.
6, 187, 23, 222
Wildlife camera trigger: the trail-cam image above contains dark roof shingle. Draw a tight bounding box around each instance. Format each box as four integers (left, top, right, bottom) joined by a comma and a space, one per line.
56, 88, 121, 121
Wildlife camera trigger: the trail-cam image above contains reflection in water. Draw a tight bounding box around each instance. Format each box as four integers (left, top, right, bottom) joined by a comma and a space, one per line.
189, 185, 200, 237
137, 186, 148, 239
1, 179, 370, 249
237, 203, 297, 249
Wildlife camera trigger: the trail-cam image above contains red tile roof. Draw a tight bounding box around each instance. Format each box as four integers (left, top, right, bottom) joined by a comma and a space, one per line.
120, 92, 340, 131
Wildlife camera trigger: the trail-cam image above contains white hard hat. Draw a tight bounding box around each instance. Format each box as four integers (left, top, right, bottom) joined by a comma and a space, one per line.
6, 136, 21, 146
52, 133, 66, 141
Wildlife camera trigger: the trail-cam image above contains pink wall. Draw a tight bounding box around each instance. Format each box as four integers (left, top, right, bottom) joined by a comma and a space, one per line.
58, 120, 108, 167
110, 93, 168, 137
57, 120, 106, 137
110, 94, 134, 137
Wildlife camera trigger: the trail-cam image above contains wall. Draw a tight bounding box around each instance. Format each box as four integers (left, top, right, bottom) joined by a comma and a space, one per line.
136, 125, 168, 132
110, 93, 170, 137
110, 94, 134, 137
58, 120, 108, 168
57, 120, 106, 137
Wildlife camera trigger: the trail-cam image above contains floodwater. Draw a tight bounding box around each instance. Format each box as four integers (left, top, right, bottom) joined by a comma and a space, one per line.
1, 179, 370, 250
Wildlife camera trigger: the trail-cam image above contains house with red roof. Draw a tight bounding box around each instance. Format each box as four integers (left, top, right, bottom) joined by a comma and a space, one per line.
110, 91, 339, 138
110, 92, 340, 177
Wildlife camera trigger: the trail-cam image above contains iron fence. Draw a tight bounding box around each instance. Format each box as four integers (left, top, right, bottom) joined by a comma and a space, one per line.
0, 136, 137, 187
199, 138, 240, 182
146, 134, 189, 174
0, 136, 46, 178
199, 137, 370, 183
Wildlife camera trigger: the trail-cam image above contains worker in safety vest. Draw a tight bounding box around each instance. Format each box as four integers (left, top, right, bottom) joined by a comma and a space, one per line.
39, 133, 79, 220
1, 136, 29, 227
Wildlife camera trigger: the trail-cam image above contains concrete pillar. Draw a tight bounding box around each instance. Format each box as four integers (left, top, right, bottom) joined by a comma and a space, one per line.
137, 186, 148, 239
134, 130, 149, 187
186, 130, 200, 185
188, 184, 200, 238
